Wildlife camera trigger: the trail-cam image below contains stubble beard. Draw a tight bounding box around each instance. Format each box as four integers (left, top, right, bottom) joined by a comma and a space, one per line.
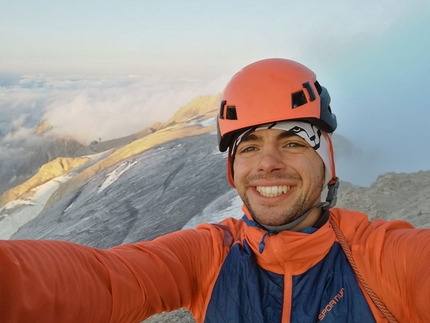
241, 193, 318, 227
239, 174, 325, 227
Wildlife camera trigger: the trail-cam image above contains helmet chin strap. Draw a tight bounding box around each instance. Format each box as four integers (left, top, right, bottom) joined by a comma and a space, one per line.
257, 177, 340, 232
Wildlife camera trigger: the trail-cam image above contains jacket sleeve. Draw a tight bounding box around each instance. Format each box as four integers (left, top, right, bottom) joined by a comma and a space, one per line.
0, 224, 233, 323
350, 218, 430, 322
380, 225, 430, 322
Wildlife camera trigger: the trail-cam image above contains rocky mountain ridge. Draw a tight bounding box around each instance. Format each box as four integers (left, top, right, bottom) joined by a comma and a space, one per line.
0, 157, 90, 208
336, 170, 430, 228
0, 94, 221, 198
0, 136, 84, 196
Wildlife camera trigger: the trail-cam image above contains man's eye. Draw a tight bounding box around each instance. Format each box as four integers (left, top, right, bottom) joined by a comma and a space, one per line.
239, 146, 256, 153
285, 142, 304, 148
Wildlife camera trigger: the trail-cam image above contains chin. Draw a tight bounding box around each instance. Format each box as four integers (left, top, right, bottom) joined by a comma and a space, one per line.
251, 209, 294, 226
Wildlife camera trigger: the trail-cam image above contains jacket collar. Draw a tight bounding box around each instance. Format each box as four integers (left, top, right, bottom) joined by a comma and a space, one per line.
240, 205, 336, 274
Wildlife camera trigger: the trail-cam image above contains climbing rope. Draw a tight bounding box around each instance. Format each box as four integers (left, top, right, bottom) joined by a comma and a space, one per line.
329, 218, 399, 323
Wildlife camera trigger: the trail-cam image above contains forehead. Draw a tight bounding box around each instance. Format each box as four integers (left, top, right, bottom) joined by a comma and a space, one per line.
239, 129, 306, 143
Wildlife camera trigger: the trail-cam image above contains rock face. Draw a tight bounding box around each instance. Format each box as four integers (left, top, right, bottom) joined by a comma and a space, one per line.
75, 94, 221, 157
337, 171, 430, 228
0, 136, 84, 196
0, 157, 90, 208
11, 131, 232, 246
162, 94, 221, 128
35, 118, 53, 135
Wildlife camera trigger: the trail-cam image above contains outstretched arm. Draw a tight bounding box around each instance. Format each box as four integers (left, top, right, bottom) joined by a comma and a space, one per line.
384, 226, 430, 322
0, 224, 232, 323
351, 218, 430, 322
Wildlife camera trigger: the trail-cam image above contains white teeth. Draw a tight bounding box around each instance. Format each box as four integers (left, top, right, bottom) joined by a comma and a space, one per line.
256, 185, 290, 197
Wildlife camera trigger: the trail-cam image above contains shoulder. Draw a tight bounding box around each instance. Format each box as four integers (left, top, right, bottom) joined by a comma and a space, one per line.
330, 209, 430, 321
329, 207, 415, 243
194, 217, 245, 248
329, 207, 428, 278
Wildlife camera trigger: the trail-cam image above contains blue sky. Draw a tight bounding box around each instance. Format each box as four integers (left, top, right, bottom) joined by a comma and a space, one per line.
1, 0, 430, 185
2, 0, 429, 76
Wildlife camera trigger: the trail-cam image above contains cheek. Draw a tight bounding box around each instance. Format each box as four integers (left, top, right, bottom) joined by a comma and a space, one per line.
232, 159, 249, 185
299, 154, 325, 181
311, 157, 325, 184
232, 160, 242, 183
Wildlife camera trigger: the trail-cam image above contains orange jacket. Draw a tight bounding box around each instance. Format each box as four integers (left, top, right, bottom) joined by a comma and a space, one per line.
0, 208, 429, 322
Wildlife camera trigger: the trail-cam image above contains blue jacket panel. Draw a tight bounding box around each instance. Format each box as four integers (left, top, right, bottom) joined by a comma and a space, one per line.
205, 239, 375, 322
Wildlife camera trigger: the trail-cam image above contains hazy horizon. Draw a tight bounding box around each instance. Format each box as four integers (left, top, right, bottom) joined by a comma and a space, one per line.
1, 0, 429, 186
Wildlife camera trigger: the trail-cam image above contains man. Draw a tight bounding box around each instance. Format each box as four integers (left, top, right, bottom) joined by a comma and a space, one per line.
0, 58, 429, 322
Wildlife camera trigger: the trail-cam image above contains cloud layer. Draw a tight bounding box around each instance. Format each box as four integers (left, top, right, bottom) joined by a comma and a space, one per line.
0, 74, 227, 145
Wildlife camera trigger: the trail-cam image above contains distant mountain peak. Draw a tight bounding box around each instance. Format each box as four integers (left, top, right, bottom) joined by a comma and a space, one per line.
163, 94, 221, 127
35, 118, 53, 135
0, 157, 90, 208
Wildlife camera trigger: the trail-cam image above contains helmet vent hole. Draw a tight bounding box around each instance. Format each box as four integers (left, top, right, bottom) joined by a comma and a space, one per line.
292, 91, 307, 109
226, 105, 238, 120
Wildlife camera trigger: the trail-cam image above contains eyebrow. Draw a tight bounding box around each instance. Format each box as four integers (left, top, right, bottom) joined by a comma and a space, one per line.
240, 133, 259, 143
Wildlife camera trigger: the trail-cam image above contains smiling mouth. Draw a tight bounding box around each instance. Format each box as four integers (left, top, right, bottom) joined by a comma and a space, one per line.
256, 185, 291, 197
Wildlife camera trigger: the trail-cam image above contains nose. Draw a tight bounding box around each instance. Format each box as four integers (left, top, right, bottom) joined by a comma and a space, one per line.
257, 148, 286, 173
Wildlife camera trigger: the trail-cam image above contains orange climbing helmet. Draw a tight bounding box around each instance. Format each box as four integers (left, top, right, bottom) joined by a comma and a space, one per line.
217, 58, 337, 152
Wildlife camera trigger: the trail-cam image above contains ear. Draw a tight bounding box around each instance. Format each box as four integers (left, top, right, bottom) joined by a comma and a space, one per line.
227, 153, 236, 188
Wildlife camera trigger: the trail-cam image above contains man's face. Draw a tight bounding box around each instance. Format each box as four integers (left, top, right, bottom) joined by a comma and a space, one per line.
233, 128, 325, 227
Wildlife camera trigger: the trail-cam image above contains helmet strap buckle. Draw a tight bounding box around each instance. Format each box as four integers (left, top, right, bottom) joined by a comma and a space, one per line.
323, 177, 340, 210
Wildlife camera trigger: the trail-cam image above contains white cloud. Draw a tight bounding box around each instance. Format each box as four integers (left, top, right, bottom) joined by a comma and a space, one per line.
11, 114, 28, 128
2, 127, 35, 142
0, 74, 226, 146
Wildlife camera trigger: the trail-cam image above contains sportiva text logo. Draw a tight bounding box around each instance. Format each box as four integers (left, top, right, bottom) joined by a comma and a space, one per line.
318, 288, 345, 321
